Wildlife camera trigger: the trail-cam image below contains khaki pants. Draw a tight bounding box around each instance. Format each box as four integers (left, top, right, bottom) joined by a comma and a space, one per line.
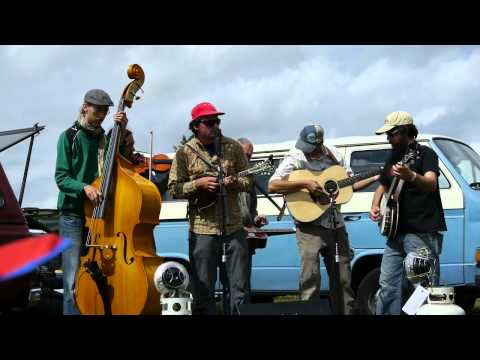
296, 223, 355, 315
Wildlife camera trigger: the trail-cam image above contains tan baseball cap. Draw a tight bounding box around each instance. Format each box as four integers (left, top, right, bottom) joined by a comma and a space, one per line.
375, 111, 414, 135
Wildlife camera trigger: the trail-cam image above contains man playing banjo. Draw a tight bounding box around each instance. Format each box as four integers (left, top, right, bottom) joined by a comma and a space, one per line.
370, 111, 447, 315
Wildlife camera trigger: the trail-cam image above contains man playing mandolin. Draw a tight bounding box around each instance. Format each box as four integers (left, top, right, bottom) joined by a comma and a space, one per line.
268, 124, 378, 314
55, 89, 128, 315
168, 102, 252, 315
370, 111, 447, 315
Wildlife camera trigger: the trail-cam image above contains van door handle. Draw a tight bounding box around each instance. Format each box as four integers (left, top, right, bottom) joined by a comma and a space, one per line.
344, 215, 362, 221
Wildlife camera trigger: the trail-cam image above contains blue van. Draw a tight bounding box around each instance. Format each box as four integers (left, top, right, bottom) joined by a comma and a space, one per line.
153, 134, 480, 314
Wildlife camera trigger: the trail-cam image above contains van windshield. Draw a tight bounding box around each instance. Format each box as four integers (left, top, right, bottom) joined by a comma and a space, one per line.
434, 139, 480, 189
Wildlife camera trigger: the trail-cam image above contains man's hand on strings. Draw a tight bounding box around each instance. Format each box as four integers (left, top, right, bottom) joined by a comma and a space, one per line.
392, 163, 414, 181
195, 177, 219, 192
113, 111, 128, 130
84, 185, 103, 206
304, 180, 325, 196
369, 205, 382, 222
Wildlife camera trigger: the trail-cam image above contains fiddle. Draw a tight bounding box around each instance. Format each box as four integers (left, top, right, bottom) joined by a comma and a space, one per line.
134, 153, 172, 174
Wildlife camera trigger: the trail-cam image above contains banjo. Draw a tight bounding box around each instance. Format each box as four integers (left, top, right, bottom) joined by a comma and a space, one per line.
379, 149, 418, 241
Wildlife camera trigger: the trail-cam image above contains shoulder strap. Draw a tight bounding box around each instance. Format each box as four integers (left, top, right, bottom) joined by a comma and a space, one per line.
323, 145, 340, 165
184, 143, 216, 170
65, 124, 81, 156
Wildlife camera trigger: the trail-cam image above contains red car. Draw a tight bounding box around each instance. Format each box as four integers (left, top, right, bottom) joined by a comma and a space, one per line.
0, 124, 60, 312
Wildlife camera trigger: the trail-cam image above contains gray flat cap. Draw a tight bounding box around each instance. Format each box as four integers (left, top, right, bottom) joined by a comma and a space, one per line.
84, 89, 114, 106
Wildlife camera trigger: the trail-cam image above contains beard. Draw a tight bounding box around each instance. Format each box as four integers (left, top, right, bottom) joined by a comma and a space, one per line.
390, 140, 409, 163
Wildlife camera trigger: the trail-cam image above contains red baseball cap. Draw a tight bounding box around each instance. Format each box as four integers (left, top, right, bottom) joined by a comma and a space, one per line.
191, 102, 225, 122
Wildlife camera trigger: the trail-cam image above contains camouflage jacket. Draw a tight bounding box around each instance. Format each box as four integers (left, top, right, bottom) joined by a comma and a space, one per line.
168, 136, 252, 235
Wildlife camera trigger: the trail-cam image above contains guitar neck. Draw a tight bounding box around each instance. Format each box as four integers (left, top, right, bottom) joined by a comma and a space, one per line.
337, 168, 381, 188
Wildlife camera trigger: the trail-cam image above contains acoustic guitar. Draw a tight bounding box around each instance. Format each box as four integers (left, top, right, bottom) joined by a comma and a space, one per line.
285, 166, 381, 223
379, 149, 417, 241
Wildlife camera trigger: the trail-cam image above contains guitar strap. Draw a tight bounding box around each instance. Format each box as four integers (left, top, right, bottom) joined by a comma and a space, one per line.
303, 145, 340, 168
184, 143, 219, 216
185, 143, 217, 171
323, 145, 341, 165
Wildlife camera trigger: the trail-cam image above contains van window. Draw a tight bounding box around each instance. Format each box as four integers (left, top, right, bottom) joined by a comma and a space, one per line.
434, 139, 480, 188
350, 150, 390, 192
0, 189, 4, 208
252, 157, 282, 195
350, 149, 450, 192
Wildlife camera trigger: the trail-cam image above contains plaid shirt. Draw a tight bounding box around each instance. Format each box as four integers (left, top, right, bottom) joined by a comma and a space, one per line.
168, 136, 252, 235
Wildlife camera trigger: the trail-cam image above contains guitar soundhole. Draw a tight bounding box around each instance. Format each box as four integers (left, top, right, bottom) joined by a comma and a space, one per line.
324, 180, 338, 195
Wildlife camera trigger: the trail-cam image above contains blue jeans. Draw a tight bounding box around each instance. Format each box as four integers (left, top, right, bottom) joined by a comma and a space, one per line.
59, 215, 83, 315
376, 232, 443, 315
189, 229, 250, 315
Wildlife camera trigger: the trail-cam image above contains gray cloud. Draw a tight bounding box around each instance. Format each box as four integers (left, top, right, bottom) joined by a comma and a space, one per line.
0, 45, 479, 208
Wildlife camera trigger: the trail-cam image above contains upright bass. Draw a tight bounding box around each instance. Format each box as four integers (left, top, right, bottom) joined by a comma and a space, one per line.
74, 64, 163, 315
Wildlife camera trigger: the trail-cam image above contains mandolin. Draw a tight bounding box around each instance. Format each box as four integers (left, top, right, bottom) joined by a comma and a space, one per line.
195, 155, 275, 212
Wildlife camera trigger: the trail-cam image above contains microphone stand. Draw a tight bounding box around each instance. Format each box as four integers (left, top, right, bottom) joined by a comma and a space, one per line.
214, 129, 231, 315
325, 181, 344, 315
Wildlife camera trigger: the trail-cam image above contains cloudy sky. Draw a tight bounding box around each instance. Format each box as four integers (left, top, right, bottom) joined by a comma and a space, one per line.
1, 45, 479, 209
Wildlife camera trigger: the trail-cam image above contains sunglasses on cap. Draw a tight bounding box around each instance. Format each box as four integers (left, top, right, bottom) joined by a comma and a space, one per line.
198, 118, 221, 127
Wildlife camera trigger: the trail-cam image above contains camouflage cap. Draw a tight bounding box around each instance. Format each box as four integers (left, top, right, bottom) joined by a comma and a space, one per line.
295, 124, 324, 154
375, 111, 414, 135
84, 89, 114, 107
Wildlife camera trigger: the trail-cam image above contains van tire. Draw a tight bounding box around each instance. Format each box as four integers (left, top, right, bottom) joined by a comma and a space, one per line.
355, 267, 380, 315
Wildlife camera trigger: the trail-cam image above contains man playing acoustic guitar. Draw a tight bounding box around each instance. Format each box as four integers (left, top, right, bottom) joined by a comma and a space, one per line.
369, 111, 447, 315
268, 124, 378, 314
